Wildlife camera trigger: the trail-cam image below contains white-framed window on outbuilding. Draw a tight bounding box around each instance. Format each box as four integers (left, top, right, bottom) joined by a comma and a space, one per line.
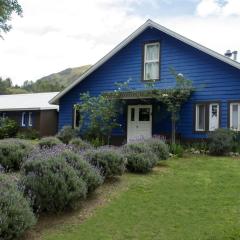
28, 112, 33, 127
21, 112, 27, 127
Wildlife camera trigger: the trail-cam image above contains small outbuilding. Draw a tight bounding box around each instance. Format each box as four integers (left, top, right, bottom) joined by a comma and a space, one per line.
0, 92, 59, 137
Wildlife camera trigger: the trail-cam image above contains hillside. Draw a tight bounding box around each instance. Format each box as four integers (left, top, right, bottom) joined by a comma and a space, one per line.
22, 65, 91, 93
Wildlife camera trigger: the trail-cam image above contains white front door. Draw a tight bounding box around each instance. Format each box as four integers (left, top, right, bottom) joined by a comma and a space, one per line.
127, 105, 152, 142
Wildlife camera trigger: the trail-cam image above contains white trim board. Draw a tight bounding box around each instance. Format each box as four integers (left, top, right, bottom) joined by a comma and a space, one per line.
49, 19, 240, 105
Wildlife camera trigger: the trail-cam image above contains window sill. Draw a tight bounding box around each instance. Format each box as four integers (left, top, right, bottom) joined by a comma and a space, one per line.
141, 79, 160, 82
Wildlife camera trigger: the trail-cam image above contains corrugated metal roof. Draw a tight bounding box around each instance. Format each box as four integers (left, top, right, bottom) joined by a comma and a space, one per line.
0, 92, 59, 111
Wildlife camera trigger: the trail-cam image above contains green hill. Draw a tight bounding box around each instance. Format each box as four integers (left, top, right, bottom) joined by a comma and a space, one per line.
22, 65, 91, 93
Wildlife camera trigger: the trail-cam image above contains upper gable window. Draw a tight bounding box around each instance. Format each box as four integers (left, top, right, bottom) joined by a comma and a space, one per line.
143, 42, 160, 81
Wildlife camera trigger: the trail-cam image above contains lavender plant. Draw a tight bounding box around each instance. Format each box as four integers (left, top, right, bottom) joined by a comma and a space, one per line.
0, 175, 36, 240
84, 146, 126, 178
0, 138, 34, 171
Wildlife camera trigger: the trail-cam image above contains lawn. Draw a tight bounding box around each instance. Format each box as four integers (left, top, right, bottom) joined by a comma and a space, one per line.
26, 155, 240, 240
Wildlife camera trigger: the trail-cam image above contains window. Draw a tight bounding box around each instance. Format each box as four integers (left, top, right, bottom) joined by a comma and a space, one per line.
144, 42, 160, 81
73, 108, 80, 128
195, 104, 205, 131
230, 103, 240, 131
28, 112, 32, 127
195, 103, 220, 132
209, 103, 219, 131
1, 112, 6, 119
130, 108, 135, 121
139, 108, 150, 121
21, 112, 27, 127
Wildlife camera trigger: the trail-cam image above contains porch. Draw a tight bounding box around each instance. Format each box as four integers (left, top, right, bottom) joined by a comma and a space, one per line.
111, 98, 173, 144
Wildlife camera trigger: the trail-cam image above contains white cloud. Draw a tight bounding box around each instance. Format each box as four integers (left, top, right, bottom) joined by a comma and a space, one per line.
0, 0, 143, 84
0, 0, 240, 85
196, 0, 240, 17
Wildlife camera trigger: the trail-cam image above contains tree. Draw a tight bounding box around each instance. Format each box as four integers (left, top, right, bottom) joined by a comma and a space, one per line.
0, 76, 13, 94
0, 0, 22, 37
152, 70, 194, 144
75, 93, 122, 145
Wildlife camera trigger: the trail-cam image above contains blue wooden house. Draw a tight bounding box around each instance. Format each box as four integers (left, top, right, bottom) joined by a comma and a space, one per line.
50, 19, 240, 144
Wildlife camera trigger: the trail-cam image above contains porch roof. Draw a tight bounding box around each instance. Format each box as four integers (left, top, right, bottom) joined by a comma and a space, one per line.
105, 89, 168, 100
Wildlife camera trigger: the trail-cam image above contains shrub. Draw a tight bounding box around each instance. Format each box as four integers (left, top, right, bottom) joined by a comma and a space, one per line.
21, 156, 87, 213
61, 150, 103, 192
57, 125, 78, 144
145, 138, 169, 160
0, 118, 18, 139
208, 128, 234, 155
0, 175, 36, 240
169, 143, 184, 157
126, 152, 158, 173
122, 141, 158, 173
70, 138, 93, 151
17, 128, 40, 140
0, 139, 34, 171
84, 147, 126, 178
38, 136, 62, 149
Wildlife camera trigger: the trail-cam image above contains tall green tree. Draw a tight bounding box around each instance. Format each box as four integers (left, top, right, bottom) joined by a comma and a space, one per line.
0, 0, 22, 37
75, 93, 122, 145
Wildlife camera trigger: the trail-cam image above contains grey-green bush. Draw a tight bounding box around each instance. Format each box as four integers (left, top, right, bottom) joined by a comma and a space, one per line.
0, 118, 18, 139
57, 126, 78, 144
38, 136, 62, 149
208, 128, 234, 155
61, 150, 103, 192
85, 147, 126, 178
169, 143, 184, 157
0, 175, 36, 240
145, 138, 169, 160
0, 139, 34, 171
126, 152, 158, 173
21, 156, 87, 213
70, 138, 93, 151
122, 141, 158, 173
17, 128, 40, 140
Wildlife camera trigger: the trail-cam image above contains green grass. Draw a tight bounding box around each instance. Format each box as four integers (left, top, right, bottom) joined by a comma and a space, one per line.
39, 156, 240, 240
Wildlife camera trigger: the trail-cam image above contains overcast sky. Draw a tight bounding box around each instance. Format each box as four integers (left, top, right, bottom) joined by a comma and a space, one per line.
0, 0, 240, 85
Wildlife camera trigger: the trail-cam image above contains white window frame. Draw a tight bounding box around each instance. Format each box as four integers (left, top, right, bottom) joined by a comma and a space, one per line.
230, 103, 240, 131
143, 42, 160, 81
195, 104, 206, 131
28, 112, 32, 127
209, 103, 219, 131
21, 112, 26, 127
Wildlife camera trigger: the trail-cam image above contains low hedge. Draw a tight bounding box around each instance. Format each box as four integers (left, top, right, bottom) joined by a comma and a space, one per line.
61, 150, 103, 192
0, 139, 34, 171
145, 138, 169, 160
57, 126, 78, 144
21, 156, 87, 213
208, 128, 234, 155
0, 175, 36, 240
85, 147, 126, 178
70, 138, 93, 151
38, 136, 62, 149
122, 141, 158, 173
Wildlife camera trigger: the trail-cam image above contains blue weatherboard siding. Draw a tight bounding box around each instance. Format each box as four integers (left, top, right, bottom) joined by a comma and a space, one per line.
59, 26, 240, 140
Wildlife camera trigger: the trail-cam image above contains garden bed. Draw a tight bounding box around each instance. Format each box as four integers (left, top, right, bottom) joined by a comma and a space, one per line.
22, 155, 240, 240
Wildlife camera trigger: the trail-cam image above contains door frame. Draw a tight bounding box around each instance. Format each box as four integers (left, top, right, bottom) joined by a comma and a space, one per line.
127, 104, 152, 142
